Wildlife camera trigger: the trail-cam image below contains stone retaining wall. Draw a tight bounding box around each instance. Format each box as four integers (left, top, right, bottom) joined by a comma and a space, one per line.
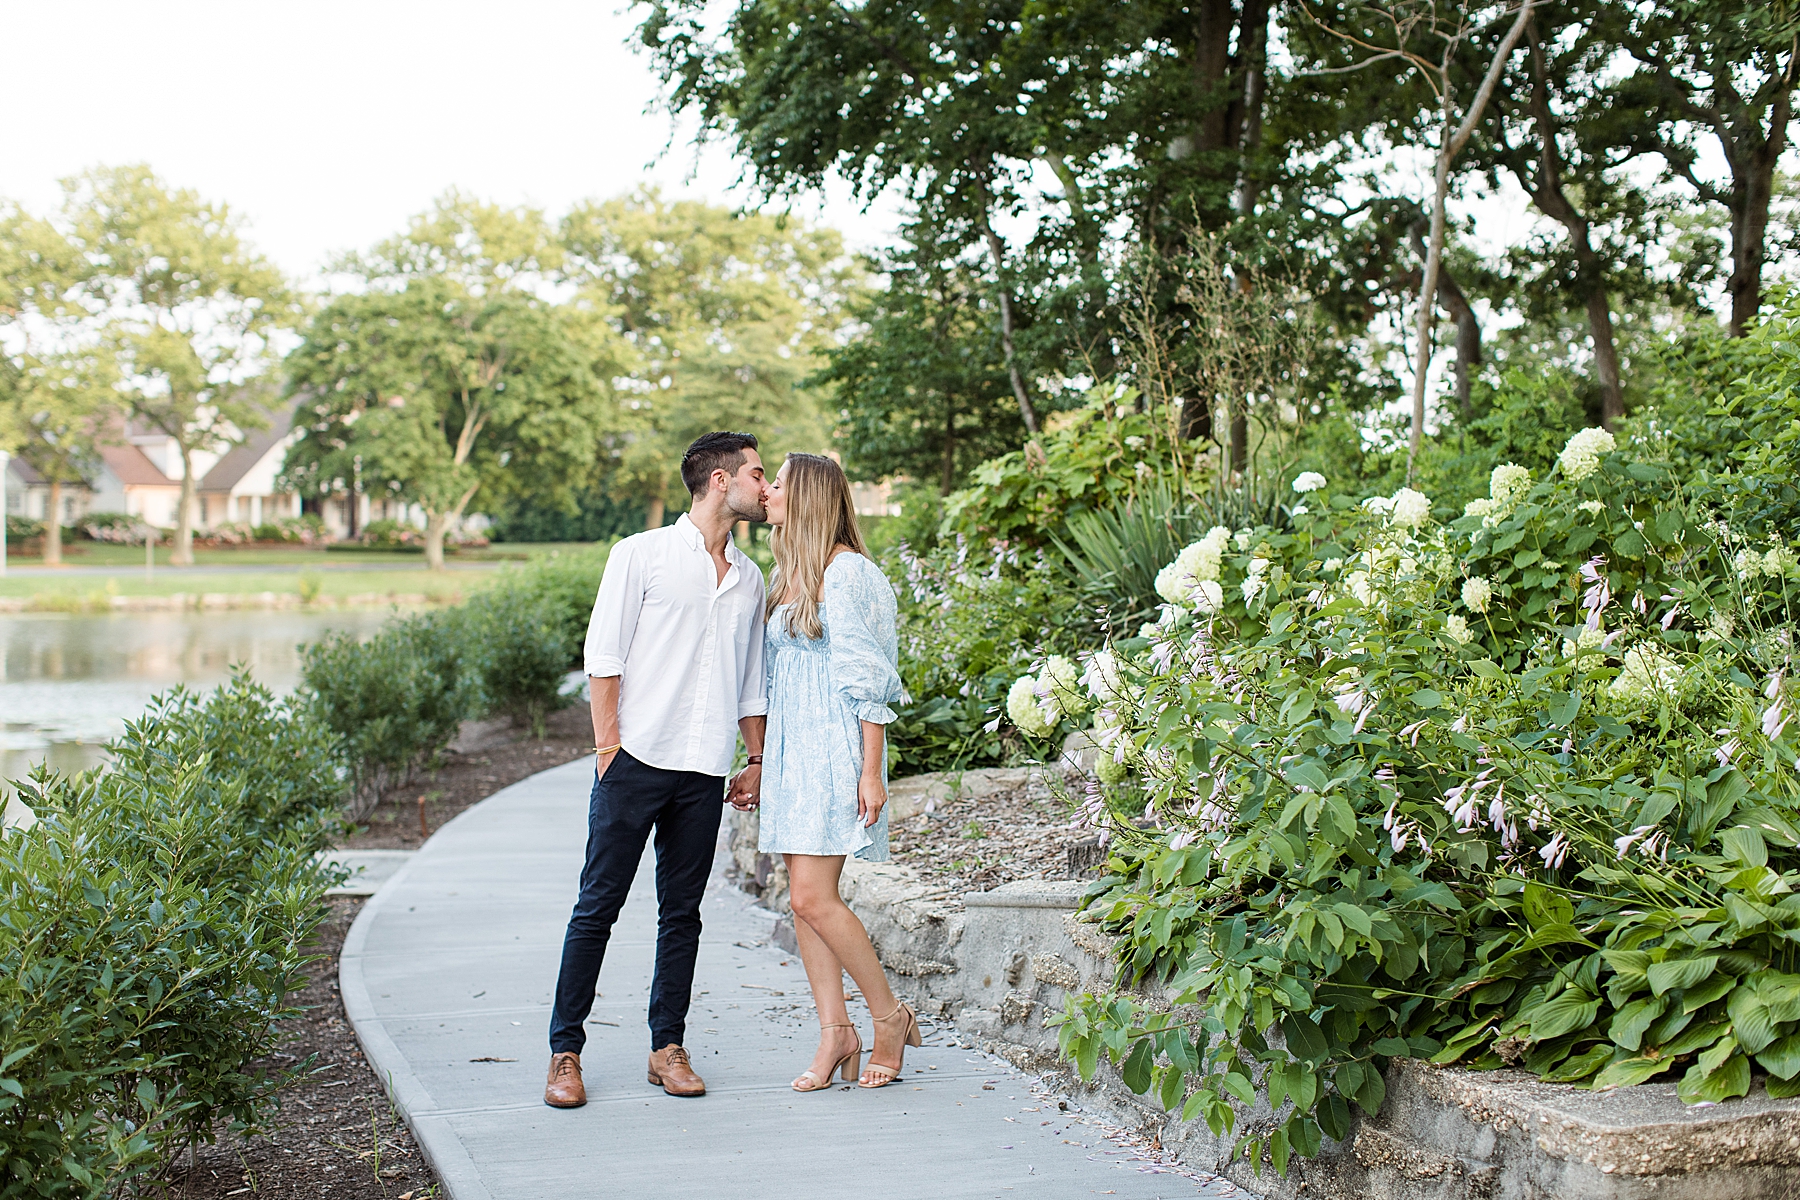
727, 778, 1800, 1200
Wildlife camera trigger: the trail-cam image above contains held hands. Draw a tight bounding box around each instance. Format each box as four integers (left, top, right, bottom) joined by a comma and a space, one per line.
727, 763, 762, 811
856, 769, 887, 828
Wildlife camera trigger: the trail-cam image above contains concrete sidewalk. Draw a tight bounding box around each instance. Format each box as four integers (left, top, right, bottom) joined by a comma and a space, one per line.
341, 757, 1227, 1199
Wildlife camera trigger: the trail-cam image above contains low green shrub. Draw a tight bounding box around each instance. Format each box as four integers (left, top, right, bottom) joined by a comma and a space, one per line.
250, 515, 324, 544
1042, 430, 1800, 1175
0, 675, 342, 1197
464, 588, 580, 737
299, 609, 479, 815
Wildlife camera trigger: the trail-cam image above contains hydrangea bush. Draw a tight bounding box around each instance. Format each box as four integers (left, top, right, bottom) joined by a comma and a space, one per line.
1035, 430, 1800, 1174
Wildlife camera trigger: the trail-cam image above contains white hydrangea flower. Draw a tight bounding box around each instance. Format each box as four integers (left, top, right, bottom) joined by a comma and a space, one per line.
1154, 526, 1233, 602
1445, 614, 1473, 643
1490, 463, 1532, 504
1609, 646, 1681, 703
1461, 577, 1493, 614
1007, 674, 1054, 736
1347, 571, 1376, 605
1363, 495, 1394, 516
1241, 575, 1267, 602
1322, 557, 1344, 572
1292, 471, 1327, 494
1561, 625, 1608, 660
1389, 487, 1432, 529
1578, 500, 1605, 515
1558, 427, 1617, 481
1234, 530, 1252, 551
1464, 497, 1496, 518
1082, 649, 1123, 704
1192, 578, 1225, 614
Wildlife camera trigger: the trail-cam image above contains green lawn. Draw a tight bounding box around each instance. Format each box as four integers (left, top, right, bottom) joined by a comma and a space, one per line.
0, 542, 602, 605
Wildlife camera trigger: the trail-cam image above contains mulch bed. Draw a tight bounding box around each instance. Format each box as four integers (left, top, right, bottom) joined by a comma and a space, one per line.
886, 769, 1098, 896
340, 704, 594, 851
165, 704, 595, 1195
162, 899, 437, 1199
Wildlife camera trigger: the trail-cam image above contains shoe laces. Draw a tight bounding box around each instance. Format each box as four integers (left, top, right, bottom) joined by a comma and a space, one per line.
552, 1054, 577, 1080
665, 1046, 690, 1067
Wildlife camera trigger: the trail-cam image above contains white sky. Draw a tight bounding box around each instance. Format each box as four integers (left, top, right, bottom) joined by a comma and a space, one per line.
0, 0, 904, 283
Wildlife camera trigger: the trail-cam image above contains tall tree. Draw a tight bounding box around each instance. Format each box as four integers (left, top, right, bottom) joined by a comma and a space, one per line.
0, 202, 123, 565
58, 166, 298, 564
287, 195, 615, 568
1613, 2, 1800, 336
637, 0, 1285, 440
558, 190, 856, 523
820, 224, 1019, 494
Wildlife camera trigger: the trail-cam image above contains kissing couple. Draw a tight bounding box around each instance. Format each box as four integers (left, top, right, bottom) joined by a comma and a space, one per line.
541, 431, 921, 1107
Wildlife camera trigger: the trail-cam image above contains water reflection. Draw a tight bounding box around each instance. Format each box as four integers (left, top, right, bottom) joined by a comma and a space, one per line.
0, 610, 396, 787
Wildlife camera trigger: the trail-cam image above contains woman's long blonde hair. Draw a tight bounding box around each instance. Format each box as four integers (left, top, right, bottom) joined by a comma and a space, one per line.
767, 453, 868, 640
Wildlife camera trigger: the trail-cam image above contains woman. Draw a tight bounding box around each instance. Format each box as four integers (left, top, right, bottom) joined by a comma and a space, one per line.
750, 452, 919, 1091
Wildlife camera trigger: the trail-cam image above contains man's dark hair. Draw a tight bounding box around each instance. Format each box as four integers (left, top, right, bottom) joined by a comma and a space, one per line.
680, 431, 759, 497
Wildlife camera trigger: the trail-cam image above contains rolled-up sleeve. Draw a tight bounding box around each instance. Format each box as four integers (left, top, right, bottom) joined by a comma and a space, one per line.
584, 539, 641, 677
738, 564, 769, 719
824, 557, 903, 724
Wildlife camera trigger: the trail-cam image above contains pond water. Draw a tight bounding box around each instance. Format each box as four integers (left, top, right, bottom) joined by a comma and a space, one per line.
0, 610, 396, 789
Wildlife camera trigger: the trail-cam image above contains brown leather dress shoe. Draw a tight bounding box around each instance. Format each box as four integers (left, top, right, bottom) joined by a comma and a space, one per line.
544, 1051, 586, 1108
647, 1044, 706, 1096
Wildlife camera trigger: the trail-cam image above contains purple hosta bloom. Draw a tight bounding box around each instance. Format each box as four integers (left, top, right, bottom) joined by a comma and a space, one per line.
1399, 718, 1429, 747
1716, 737, 1742, 768
1614, 825, 1656, 859
1768, 671, 1787, 700
1560, 736, 1573, 755
1374, 764, 1398, 783
1170, 829, 1197, 851
983, 715, 1003, 733
1580, 557, 1611, 630
1632, 590, 1648, 614
1539, 831, 1571, 870
1488, 785, 1508, 834
1150, 638, 1178, 674
1451, 713, 1469, 733
1526, 795, 1549, 832
1765, 698, 1792, 741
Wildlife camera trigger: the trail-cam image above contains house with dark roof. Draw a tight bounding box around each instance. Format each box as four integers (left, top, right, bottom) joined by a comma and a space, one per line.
6, 442, 184, 528
196, 404, 305, 528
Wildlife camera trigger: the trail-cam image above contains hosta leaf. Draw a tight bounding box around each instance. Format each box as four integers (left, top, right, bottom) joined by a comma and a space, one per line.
1678, 1049, 1751, 1105
1756, 1032, 1800, 1081
1769, 1074, 1800, 1099
1682, 971, 1737, 1014
1523, 883, 1575, 930
1593, 1054, 1677, 1090
1648, 956, 1718, 996
1531, 991, 1601, 1041
1540, 1043, 1613, 1084
1659, 1019, 1728, 1059
1726, 983, 1782, 1054
1610, 996, 1666, 1052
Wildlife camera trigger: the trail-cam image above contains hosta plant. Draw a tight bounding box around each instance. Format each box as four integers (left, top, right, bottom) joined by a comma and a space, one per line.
1050, 435, 1800, 1176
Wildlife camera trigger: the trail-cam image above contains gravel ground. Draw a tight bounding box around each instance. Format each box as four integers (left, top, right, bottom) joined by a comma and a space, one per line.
886, 769, 1100, 895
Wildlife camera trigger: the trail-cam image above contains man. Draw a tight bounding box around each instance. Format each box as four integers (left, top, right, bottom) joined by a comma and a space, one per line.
544, 432, 769, 1107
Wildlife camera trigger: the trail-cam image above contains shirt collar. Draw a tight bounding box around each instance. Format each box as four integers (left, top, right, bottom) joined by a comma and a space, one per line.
674, 512, 747, 567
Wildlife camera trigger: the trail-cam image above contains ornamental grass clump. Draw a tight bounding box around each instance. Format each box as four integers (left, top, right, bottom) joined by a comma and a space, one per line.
1051, 431, 1800, 1175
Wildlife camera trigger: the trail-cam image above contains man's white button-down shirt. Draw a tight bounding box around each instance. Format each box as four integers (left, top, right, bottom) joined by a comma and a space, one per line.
583, 514, 768, 777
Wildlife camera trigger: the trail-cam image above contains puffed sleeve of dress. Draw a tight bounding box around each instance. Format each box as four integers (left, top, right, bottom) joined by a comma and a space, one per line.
823, 555, 904, 725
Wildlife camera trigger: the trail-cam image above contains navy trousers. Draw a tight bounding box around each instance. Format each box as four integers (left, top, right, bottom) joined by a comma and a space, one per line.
548, 750, 725, 1054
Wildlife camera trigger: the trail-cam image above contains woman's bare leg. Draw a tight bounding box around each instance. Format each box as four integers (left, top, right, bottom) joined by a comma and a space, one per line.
785, 853, 904, 1083
789, 903, 860, 1084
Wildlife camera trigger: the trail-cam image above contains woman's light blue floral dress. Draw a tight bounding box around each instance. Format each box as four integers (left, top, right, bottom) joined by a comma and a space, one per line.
758, 552, 904, 862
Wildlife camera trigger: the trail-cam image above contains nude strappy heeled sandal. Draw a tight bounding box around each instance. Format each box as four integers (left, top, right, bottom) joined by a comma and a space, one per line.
858, 1002, 922, 1088
792, 1022, 862, 1092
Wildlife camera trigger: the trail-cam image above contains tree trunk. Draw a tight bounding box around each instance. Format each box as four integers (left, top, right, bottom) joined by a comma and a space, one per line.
1408, 224, 1483, 420
941, 397, 957, 495
972, 169, 1039, 435
1584, 283, 1625, 428
173, 448, 196, 566
1229, 399, 1248, 476
644, 496, 665, 530
1728, 83, 1791, 337
1513, 21, 1623, 426
1234, 0, 1271, 215
44, 479, 62, 566
424, 511, 448, 571
1192, 0, 1236, 156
